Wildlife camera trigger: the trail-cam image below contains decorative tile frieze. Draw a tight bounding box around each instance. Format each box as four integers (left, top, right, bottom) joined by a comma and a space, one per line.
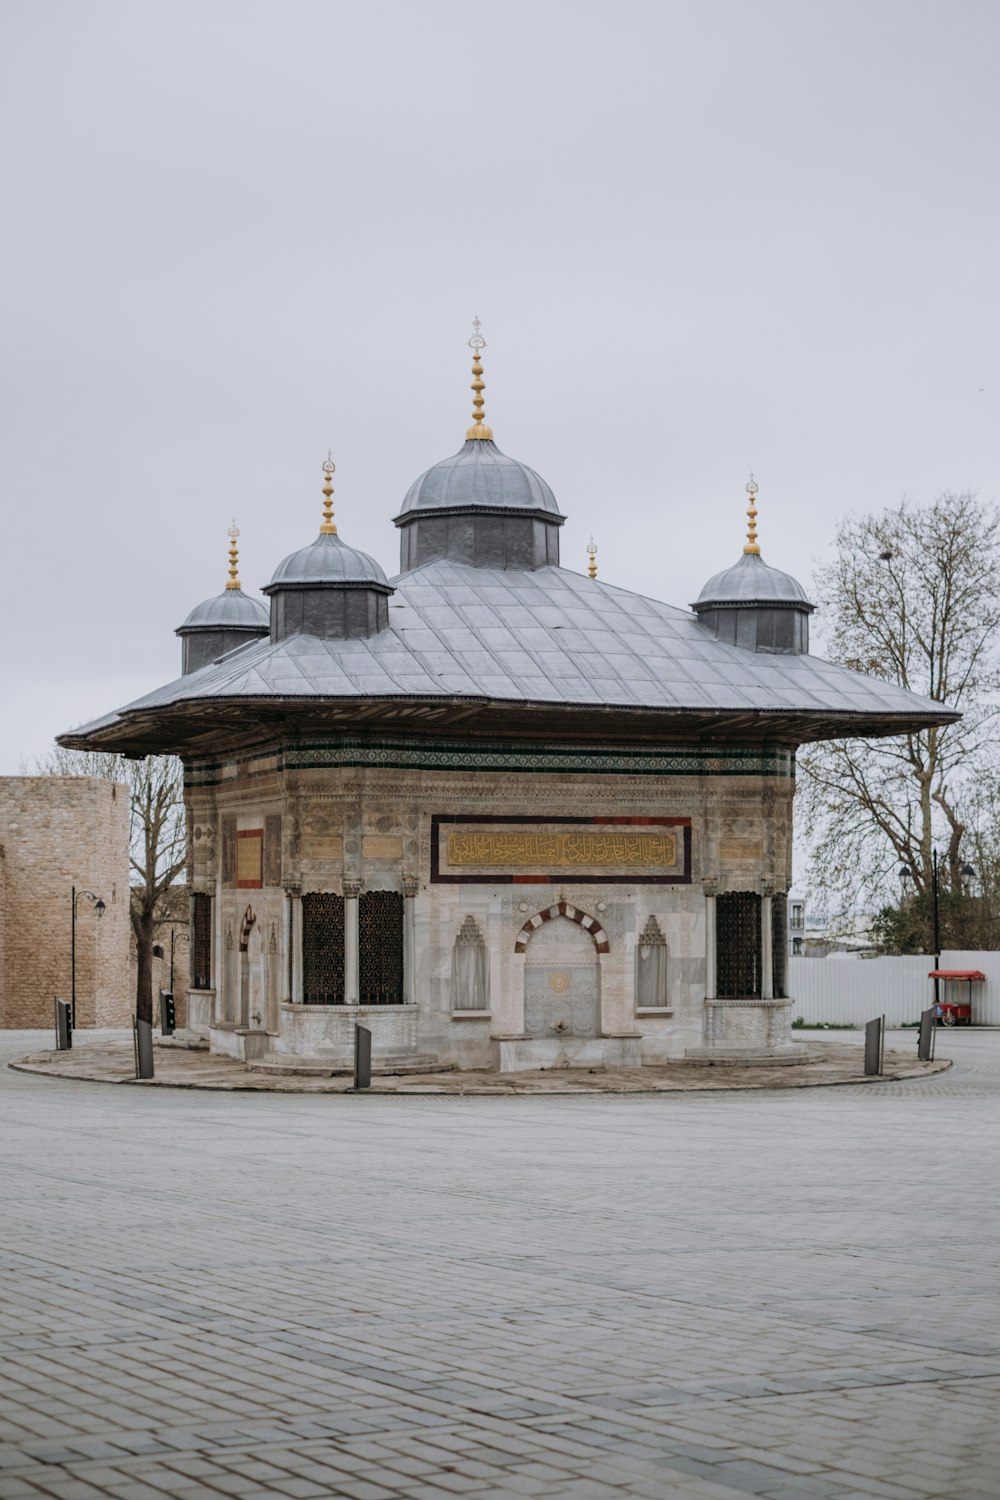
185, 738, 795, 788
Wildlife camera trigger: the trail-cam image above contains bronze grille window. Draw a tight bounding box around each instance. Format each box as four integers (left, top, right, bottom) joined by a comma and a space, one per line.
192, 893, 212, 990
359, 890, 404, 1004
772, 893, 788, 999
716, 891, 762, 998
303, 892, 345, 1004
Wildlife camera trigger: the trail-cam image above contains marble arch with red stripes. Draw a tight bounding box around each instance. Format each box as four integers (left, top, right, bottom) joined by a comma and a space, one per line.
513, 900, 610, 954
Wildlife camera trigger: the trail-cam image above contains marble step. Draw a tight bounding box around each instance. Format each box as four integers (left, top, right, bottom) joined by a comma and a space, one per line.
248, 1052, 452, 1077
155, 1031, 210, 1051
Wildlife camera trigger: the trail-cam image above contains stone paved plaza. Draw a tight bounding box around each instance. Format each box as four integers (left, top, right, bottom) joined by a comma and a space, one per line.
1, 1031, 998, 1500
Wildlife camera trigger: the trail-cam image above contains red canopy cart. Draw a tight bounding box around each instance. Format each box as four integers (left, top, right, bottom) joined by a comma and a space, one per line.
927, 969, 985, 1025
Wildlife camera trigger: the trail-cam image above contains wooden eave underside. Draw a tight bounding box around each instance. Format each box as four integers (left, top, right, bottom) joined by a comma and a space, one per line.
56, 695, 960, 760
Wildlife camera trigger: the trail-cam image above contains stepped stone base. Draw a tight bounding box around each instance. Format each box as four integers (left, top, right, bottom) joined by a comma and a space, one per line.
684, 1045, 810, 1067
209, 1025, 273, 1062
249, 1051, 450, 1078
492, 1034, 644, 1073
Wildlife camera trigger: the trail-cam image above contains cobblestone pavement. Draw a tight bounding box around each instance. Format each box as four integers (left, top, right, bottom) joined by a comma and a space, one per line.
2, 1029, 998, 1500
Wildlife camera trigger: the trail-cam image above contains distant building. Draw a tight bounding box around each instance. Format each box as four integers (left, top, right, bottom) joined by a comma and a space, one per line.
59, 330, 954, 1071
0, 777, 130, 1027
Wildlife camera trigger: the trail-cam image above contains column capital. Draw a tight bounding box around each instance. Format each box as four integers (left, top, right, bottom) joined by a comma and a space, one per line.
761, 879, 775, 898
282, 880, 302, 897
402, 876, 419, 898
343, 879, 362, 899
702, 878, 719, 896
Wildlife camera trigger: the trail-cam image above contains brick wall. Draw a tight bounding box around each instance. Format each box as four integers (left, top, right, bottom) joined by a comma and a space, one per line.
0, 778, 131, 1028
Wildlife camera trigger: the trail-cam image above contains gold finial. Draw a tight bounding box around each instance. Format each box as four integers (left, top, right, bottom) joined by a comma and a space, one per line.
465, 317, 494, 440
743, 473, 761, 555
225, 520, 241, 589
320, 452, 337, 534
586, 537, 598, 579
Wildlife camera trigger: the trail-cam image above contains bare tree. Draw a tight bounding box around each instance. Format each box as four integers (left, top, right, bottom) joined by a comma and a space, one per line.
30, 746, 186, 1024
797, 492, 1000, 931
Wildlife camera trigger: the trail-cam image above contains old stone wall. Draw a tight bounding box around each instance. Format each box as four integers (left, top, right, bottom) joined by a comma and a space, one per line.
0, 777, 131, 1028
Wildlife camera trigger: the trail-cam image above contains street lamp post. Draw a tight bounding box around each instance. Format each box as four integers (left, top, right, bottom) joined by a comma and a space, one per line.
71, 886, 106, 1028
931, 849, 941, 1009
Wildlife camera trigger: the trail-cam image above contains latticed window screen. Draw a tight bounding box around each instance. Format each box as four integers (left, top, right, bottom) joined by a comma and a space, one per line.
302, 892, 345, 1004
716, 891, 762, 998
359, 891, 404, 1004
771, 893, 788, 999
192, 894, 212, 990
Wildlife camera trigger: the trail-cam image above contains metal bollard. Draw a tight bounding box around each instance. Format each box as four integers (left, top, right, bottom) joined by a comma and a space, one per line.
54, 998, 72, 1051
134, 1016, 155, 1079
354, 1024, 372, 1090
864, 1014, 885, 1076
159, 989, 176, 1036
917, 1006, 936, 1062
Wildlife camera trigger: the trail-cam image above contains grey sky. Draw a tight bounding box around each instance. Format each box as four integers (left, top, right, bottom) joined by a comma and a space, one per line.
1, 0, 997, 772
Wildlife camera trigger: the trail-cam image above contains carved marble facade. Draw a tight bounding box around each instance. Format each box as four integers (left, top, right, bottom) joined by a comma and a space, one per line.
181, 740, 799, 1071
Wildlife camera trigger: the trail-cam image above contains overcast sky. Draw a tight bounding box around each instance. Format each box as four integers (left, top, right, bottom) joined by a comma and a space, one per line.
1, 0, 998, 772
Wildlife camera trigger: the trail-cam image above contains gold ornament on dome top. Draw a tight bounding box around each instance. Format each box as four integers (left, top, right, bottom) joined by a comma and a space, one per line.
743, 473, 761, 555
320, 451, 337, 534
466, 316, 494, 440
586, 537, 598, 580
225, 519, 242, 589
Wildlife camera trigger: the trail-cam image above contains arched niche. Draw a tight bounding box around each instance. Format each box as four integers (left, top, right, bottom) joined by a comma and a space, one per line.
521, 913, 602, 1040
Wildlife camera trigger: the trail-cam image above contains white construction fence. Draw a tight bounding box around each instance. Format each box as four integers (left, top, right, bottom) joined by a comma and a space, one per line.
788, 951, 1000, 1026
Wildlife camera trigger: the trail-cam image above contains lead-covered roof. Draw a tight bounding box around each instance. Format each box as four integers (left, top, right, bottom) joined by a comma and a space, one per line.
68, 558, 950, 745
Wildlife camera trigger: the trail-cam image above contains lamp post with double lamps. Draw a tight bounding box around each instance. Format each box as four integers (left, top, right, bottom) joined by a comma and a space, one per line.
71, 887, 106, 1028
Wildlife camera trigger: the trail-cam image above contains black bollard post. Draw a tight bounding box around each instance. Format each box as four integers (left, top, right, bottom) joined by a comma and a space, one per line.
917, 1006, 936, 1062
54, 998, 72, 1051
864, 1015, 884, 1076
135, 1016, 155, 1079
354, 1024, 372, 1090
159, 989, 175, 1036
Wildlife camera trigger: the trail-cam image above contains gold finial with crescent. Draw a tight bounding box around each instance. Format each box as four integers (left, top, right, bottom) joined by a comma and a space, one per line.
743, 474, 761, 555
465, 318, 494, 440
320, 452, 337, 534
225, 520, 241, 589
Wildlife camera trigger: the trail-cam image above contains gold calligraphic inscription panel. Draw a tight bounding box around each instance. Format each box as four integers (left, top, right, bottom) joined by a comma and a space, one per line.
447, 830, 677, 869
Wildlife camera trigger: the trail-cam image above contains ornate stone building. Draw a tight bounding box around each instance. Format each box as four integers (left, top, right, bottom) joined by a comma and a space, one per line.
61, 331, 954, 1071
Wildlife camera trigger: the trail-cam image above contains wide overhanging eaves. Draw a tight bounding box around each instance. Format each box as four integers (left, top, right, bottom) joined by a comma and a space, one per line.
56, 692, 960, 758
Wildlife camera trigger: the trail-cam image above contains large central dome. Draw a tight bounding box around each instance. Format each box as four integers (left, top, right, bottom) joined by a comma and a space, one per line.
396, 439, 561, 518
395, 325, 564, 571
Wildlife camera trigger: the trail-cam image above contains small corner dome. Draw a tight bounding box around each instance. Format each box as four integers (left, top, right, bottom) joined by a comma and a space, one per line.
177, 588, 268, 632
267, 531, 389, 589
396, 440, 562, 519
694, 551, 812, 610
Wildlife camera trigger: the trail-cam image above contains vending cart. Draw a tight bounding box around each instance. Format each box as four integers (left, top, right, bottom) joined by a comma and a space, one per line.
926, 969, 986, 1025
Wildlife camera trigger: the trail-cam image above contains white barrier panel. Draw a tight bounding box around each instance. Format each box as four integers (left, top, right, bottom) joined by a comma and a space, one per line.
788, 955, 934, 1026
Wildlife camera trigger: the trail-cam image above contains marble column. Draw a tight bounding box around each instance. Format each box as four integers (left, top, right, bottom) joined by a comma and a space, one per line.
402, 877, 418, 1005
344, 880, 361, 1005
287, 886, 303, 1004
281, 886, 295, 1002
760, 884, 774, 1001
703, 879, 718, 999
